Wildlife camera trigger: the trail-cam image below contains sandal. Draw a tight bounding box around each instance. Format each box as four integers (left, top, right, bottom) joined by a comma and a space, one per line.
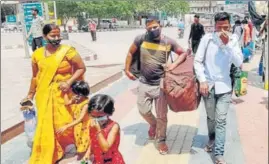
204, 141, 214, 152
215, 159, 227, 164
148, 125, 156, 140
158, 142, 168, 155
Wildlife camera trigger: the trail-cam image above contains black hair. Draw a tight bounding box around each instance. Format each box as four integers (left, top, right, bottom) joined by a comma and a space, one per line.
42, 24, 60, 36
146, 16, 160, 25
214, 12, 230, 23
71, 81, 90, 97
32, 8, 39, 14
194, 14, 200, 18
88, 94, 115, 115
242, 19, 248, 24
235, 20, 241, 25
244, 16, 249, 20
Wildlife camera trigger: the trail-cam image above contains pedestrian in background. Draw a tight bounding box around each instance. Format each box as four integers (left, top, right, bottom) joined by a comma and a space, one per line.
232, 20, 244, 49
26, 8, 44, 52
188, 14, 205, 55
194, 12, 243, 164
242, 19, 251, 47
89, 20, 97, 41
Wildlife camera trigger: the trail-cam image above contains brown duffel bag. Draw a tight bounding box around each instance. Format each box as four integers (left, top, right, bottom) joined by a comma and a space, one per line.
161, 54, 201, 112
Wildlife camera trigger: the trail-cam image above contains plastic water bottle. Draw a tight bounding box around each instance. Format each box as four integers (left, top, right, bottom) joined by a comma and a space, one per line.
23, 109, 37, 148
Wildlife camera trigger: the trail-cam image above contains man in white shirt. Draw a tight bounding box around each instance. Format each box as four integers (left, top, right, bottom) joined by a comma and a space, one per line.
194, 12, 243, 164
26, 8, 44, 52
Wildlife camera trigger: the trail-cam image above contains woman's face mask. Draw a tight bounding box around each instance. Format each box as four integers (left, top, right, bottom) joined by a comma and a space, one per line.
46, 28, 61, 47
47, 38, 61, 46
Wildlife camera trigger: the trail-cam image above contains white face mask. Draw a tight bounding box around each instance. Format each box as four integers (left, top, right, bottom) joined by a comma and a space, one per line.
95, 115, 108, 122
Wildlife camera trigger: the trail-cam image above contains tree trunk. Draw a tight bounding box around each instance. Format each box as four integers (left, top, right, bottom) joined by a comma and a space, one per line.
97, 17, 101, 29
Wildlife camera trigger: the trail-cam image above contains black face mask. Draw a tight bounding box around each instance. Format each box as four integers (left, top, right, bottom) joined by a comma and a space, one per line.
148, 29, 161, 40
47, 39, 61, 47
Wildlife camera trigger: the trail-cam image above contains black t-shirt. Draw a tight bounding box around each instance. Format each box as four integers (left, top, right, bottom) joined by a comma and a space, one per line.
189, 23, 205, 41
133, 34, 182, 85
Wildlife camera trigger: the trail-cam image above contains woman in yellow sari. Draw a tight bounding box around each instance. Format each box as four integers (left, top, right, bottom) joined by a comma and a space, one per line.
23, 24, 86, 164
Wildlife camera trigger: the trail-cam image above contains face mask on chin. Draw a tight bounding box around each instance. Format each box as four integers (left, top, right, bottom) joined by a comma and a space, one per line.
148, 29, 161, 40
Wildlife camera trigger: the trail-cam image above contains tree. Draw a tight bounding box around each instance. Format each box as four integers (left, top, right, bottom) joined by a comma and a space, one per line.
54, 1, 80, 31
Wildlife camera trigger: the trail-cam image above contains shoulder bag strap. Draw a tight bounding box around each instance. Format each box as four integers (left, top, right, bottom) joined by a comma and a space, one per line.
203, 38, 212, 64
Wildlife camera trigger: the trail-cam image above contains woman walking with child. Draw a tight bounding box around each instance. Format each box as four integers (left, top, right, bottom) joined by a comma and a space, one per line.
22, 24, 86, 164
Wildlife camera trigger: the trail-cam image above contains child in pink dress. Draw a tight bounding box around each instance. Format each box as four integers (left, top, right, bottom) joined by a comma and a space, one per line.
83, 94, 125, 164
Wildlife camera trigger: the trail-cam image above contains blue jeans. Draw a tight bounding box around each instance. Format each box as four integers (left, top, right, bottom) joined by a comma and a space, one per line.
203, 87, 232, 156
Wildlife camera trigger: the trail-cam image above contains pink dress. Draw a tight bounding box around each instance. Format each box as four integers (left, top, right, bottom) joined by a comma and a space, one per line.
90, 120, 125, 164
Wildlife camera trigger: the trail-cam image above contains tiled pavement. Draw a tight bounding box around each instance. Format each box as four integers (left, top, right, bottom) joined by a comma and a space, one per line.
189, 101, 245, 164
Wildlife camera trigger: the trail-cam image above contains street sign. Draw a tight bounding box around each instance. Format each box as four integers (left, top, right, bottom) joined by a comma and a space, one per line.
225, 0, 248, 5
6, 15, 17, 23
22, 2, 43, 46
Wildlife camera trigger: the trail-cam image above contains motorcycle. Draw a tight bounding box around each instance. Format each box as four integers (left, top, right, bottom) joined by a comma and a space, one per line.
178, 29, 184, 38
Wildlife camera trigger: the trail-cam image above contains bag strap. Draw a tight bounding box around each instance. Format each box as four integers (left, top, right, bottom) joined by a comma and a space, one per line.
165, 36, 173, 63
203, 38, 213, 63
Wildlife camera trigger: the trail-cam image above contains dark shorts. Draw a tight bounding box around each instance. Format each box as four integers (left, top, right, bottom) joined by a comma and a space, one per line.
32, 37, 43, 52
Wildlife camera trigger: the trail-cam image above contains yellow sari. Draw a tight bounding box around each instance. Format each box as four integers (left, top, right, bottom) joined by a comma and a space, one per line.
71, 99, 91, 153
29, 45, 82, 164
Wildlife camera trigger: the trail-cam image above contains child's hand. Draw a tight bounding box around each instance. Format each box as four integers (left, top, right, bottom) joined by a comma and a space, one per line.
56, 125, 68, 134
90, 119, 101, 131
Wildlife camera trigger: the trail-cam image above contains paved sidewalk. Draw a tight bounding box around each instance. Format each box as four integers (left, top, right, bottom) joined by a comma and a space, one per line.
234, 52, 268, 164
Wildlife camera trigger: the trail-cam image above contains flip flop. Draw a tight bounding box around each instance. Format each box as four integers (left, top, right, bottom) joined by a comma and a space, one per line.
158, 143, 168, 155
204, 142, 214, 152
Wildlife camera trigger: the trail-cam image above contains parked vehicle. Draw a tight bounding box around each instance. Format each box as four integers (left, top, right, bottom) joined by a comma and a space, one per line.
99, 19, 118, 29
3, 22, 22, 32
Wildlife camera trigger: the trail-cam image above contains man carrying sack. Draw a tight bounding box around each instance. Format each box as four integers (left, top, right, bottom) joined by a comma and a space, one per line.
124, 17, 187, 155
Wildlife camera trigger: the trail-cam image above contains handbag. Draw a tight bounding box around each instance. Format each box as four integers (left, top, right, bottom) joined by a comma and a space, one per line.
234, 71, 248, 97
161, 38, 201, 112
20, 99, 37, 148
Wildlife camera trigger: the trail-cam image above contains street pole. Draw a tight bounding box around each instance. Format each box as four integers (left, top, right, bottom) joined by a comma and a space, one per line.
19, 3, 31, 58
53, 1, 57, 24
264, 40, 268, 90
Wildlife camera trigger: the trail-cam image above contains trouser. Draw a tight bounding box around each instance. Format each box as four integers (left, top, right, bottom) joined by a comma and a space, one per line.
32, 37, 43, 52
191, 39, 201, 54
137, 82, 168, 143
90, 31, 97, 41
203, 87, 232, 156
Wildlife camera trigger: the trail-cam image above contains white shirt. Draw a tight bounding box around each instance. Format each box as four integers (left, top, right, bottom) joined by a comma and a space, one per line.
194, 33, 243, 94
30, 16, 44, 38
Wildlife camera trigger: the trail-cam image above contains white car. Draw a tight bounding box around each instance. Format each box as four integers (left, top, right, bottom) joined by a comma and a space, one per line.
3, 22, 22, 32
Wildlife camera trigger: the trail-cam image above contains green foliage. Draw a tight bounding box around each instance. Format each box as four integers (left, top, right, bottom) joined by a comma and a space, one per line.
46, 0, 189, 25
